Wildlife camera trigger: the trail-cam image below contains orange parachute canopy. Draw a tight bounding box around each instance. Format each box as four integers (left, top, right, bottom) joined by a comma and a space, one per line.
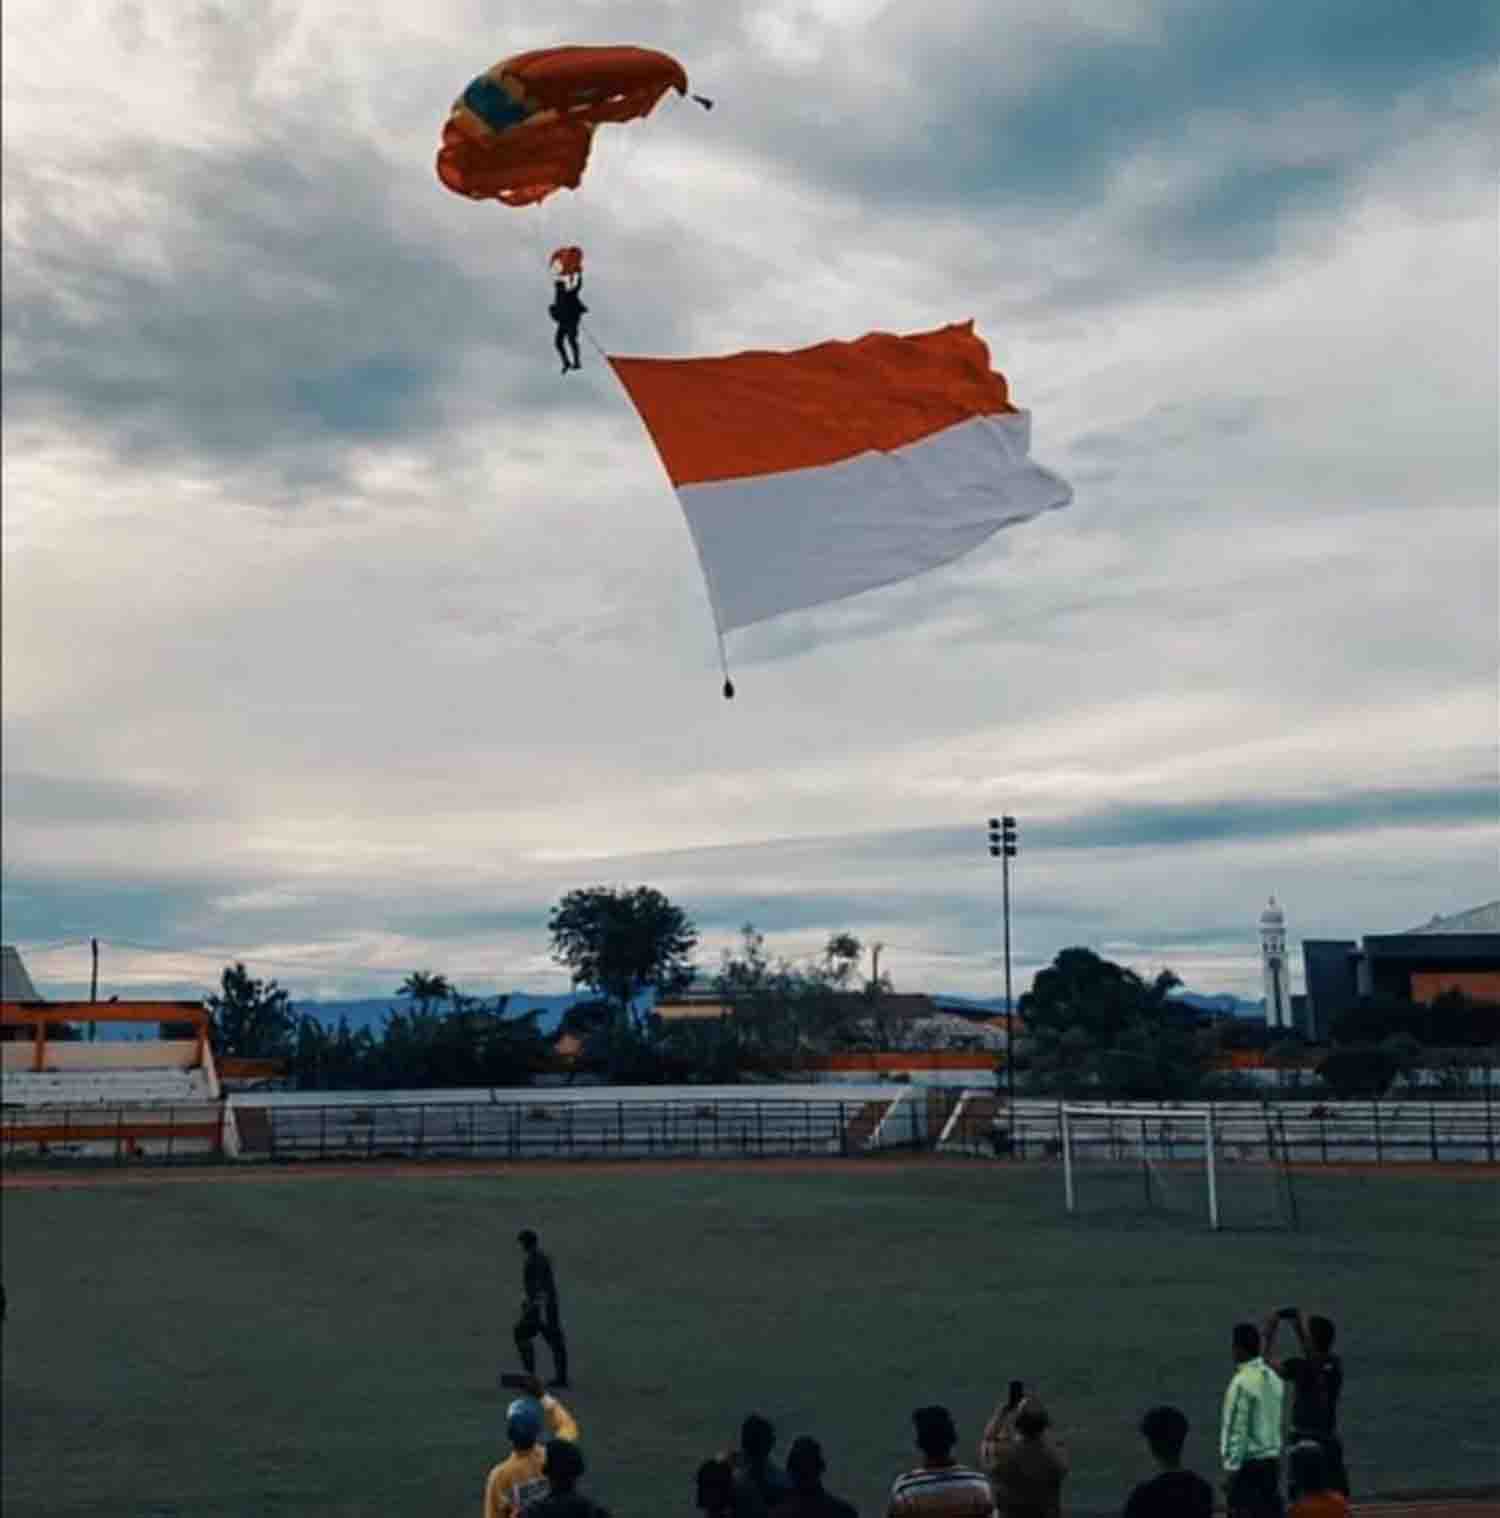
549, 246, 584, 277
437, 46, 690, 207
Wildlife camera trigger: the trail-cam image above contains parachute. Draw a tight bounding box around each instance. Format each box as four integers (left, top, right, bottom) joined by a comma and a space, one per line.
608, 322, 1074, 698
436, 46, 699, 206
549, 246, 584, 280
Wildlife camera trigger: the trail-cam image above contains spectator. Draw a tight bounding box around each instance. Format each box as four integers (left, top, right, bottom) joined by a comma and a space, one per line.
483, 1390, 579, 1518
981, 1395, 1067, 1518
1122, 1406, 1213, 1518
734, 1414, 793, 1515
1286, 1442, 1350, 1518
1264, 1311, 1348, 1497
527, 1438, 611, 1517
1220, 1322, 1285, 1518
771, 1436, 859, 1517
699, 1459, 739, 1518
887, 1405, 994, 1517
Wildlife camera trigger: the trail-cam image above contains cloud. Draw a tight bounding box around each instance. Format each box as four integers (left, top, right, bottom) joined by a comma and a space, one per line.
2, 0, 1494, 1010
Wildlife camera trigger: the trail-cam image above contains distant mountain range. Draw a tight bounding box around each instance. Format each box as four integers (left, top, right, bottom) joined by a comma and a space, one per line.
285, 986, 1266, 1037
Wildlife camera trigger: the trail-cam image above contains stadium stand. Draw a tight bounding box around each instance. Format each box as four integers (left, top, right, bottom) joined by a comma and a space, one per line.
1, 996, 237, 1162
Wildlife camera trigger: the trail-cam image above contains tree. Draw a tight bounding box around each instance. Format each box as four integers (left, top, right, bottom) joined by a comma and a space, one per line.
1316, 1043, 1403, 1098
206, 963, 297, 1059
548, 886, 698, 1029
1016, 947, 1198, 1098
397, 971, 453, 1016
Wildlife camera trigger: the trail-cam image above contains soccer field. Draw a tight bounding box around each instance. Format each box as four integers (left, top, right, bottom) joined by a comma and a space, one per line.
2, 1158, 1495, 1516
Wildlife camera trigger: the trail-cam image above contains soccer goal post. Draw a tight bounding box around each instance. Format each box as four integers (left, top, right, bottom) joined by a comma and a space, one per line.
1060, 1105, 1297, 1231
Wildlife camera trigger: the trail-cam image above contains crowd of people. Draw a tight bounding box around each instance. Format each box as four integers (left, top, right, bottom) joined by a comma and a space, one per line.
489, 1232, 1349, 1516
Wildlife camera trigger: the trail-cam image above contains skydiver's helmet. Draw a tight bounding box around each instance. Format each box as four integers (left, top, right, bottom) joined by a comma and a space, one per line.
506, 1396, 545, 1448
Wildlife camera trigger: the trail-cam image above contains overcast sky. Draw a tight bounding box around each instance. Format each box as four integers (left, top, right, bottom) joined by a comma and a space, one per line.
3, 1, 1496, 1008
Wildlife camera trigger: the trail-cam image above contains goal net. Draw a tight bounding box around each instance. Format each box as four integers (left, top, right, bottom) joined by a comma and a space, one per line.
1060, 1105, 1298, 1231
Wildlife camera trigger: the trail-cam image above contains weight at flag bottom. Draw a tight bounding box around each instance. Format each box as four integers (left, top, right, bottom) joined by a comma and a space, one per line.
608, 321, 1073, 637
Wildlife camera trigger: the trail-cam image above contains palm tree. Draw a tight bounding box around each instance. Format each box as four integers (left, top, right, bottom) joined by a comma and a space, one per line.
397, 971, 453, 1017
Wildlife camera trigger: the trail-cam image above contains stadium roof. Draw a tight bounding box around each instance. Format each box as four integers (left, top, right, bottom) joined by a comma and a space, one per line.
1406, 901, 1500, 934
1, 946, 41, 1001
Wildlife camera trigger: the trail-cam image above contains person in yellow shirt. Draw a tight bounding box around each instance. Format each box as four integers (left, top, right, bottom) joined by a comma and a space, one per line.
1220, 1322, 1285, 1518
483, 1386, 579, 1518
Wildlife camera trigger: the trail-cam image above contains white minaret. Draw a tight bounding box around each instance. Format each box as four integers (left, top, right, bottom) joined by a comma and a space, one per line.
1259, 896, 1294, 1031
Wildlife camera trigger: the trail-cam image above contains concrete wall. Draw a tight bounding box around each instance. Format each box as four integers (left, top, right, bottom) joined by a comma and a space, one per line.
1, 1038, 201, 1073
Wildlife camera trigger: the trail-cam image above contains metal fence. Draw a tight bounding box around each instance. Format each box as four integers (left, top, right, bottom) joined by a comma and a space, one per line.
937, 1096, 1500, 1164
243, 1095, 915, 1163
4, 1090, 1497, 1168
0, 1103, 230, 1164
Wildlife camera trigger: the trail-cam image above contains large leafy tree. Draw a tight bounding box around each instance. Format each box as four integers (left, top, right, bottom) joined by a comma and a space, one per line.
548, 886, 698, 1028
206, 962, 298, 1059
1017, 947, 1199, 1098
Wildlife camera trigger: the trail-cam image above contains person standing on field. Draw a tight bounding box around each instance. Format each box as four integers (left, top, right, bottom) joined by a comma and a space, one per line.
1220, 1322, 1285, 1518
1264, 1309, 1348, 1498
1122, 1405, 1214, 1518
887, 1405, 994, 1517
981, 1394, 1067, 1517
515, 1228, 569, 1388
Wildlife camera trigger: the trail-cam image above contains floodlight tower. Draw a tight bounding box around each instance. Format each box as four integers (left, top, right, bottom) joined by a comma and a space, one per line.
987, 816, 1018, 1113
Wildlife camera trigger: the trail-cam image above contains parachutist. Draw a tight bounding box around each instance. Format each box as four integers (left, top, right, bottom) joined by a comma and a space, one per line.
550, 278, 586, 372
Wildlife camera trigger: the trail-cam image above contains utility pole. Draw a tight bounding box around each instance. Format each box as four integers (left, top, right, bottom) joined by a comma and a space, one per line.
89, 937, 99, 1042
987, 817, 1018, 1117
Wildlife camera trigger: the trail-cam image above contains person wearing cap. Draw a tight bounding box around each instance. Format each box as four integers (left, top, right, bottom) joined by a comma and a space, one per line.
515, 1228, 569, 1389
887, 1405, 994, 1517
482, 1385, 579, 1518
525, 1437, 612, 1517
980, 1394, 1067, 1517
769, 1435, 858, 1517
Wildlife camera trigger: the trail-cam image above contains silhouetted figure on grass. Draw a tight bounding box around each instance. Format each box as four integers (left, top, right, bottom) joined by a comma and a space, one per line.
771, 1436, 858, 1517
1123, 1405, 1213, 1518
733, 1414, 792, 1516
698, 1458, 738, 1518
515, 1228, 568, 1388
1287, 1441, 1350, 1518
527, 1438, 611, 1518
1265, 1310, 1348, 1497
888, 1405, 993, 1517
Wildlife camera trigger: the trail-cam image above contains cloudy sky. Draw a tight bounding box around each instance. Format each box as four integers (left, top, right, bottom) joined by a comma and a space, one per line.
3, 1, 1496, 1009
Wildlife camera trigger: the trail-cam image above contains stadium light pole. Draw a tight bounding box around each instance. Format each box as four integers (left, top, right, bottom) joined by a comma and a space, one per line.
987, 817, 1018, 1120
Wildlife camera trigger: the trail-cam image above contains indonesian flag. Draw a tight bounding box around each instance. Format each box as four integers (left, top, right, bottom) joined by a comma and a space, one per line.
609, 321, 1073, 638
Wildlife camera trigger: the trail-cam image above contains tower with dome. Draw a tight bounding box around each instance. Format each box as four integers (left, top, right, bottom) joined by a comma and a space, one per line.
1259, 896, 1294, 1031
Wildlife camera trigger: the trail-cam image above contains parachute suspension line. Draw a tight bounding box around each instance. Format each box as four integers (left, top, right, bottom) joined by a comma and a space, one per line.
716, 631, 735, 700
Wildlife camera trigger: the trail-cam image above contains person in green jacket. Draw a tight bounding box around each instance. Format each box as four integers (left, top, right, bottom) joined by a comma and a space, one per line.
1220, 1321, 1286, 1517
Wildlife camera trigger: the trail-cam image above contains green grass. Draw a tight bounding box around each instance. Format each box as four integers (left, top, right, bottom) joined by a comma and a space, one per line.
2, 1160, 1496, 1516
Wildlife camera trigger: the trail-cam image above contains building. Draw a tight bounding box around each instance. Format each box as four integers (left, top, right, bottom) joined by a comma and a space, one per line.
1259, 897, 1296, 1033
1302, 900, 1500, 1039
1, 945, 42, 1002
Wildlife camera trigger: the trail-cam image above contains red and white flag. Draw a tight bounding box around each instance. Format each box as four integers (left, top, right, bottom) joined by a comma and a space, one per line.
609, 321, 1073, 637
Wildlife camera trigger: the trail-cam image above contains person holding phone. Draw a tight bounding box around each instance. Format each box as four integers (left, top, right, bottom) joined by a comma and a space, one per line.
979, 1384, 1068, 1517
1264, 1308, 1348, 1498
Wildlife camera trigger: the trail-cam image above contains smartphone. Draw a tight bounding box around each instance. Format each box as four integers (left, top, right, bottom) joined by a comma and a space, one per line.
1008, 1379, 1025, 1408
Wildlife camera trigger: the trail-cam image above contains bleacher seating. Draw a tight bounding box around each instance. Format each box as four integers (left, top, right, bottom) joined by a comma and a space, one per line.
1, 1067, 213, 1107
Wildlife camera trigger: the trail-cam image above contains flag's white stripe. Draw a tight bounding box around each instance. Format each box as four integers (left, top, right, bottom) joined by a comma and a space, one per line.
676, 412, 1072, 635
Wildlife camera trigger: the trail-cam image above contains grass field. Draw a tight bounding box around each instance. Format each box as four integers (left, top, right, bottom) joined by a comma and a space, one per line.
2, 1158, 1496, 1517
